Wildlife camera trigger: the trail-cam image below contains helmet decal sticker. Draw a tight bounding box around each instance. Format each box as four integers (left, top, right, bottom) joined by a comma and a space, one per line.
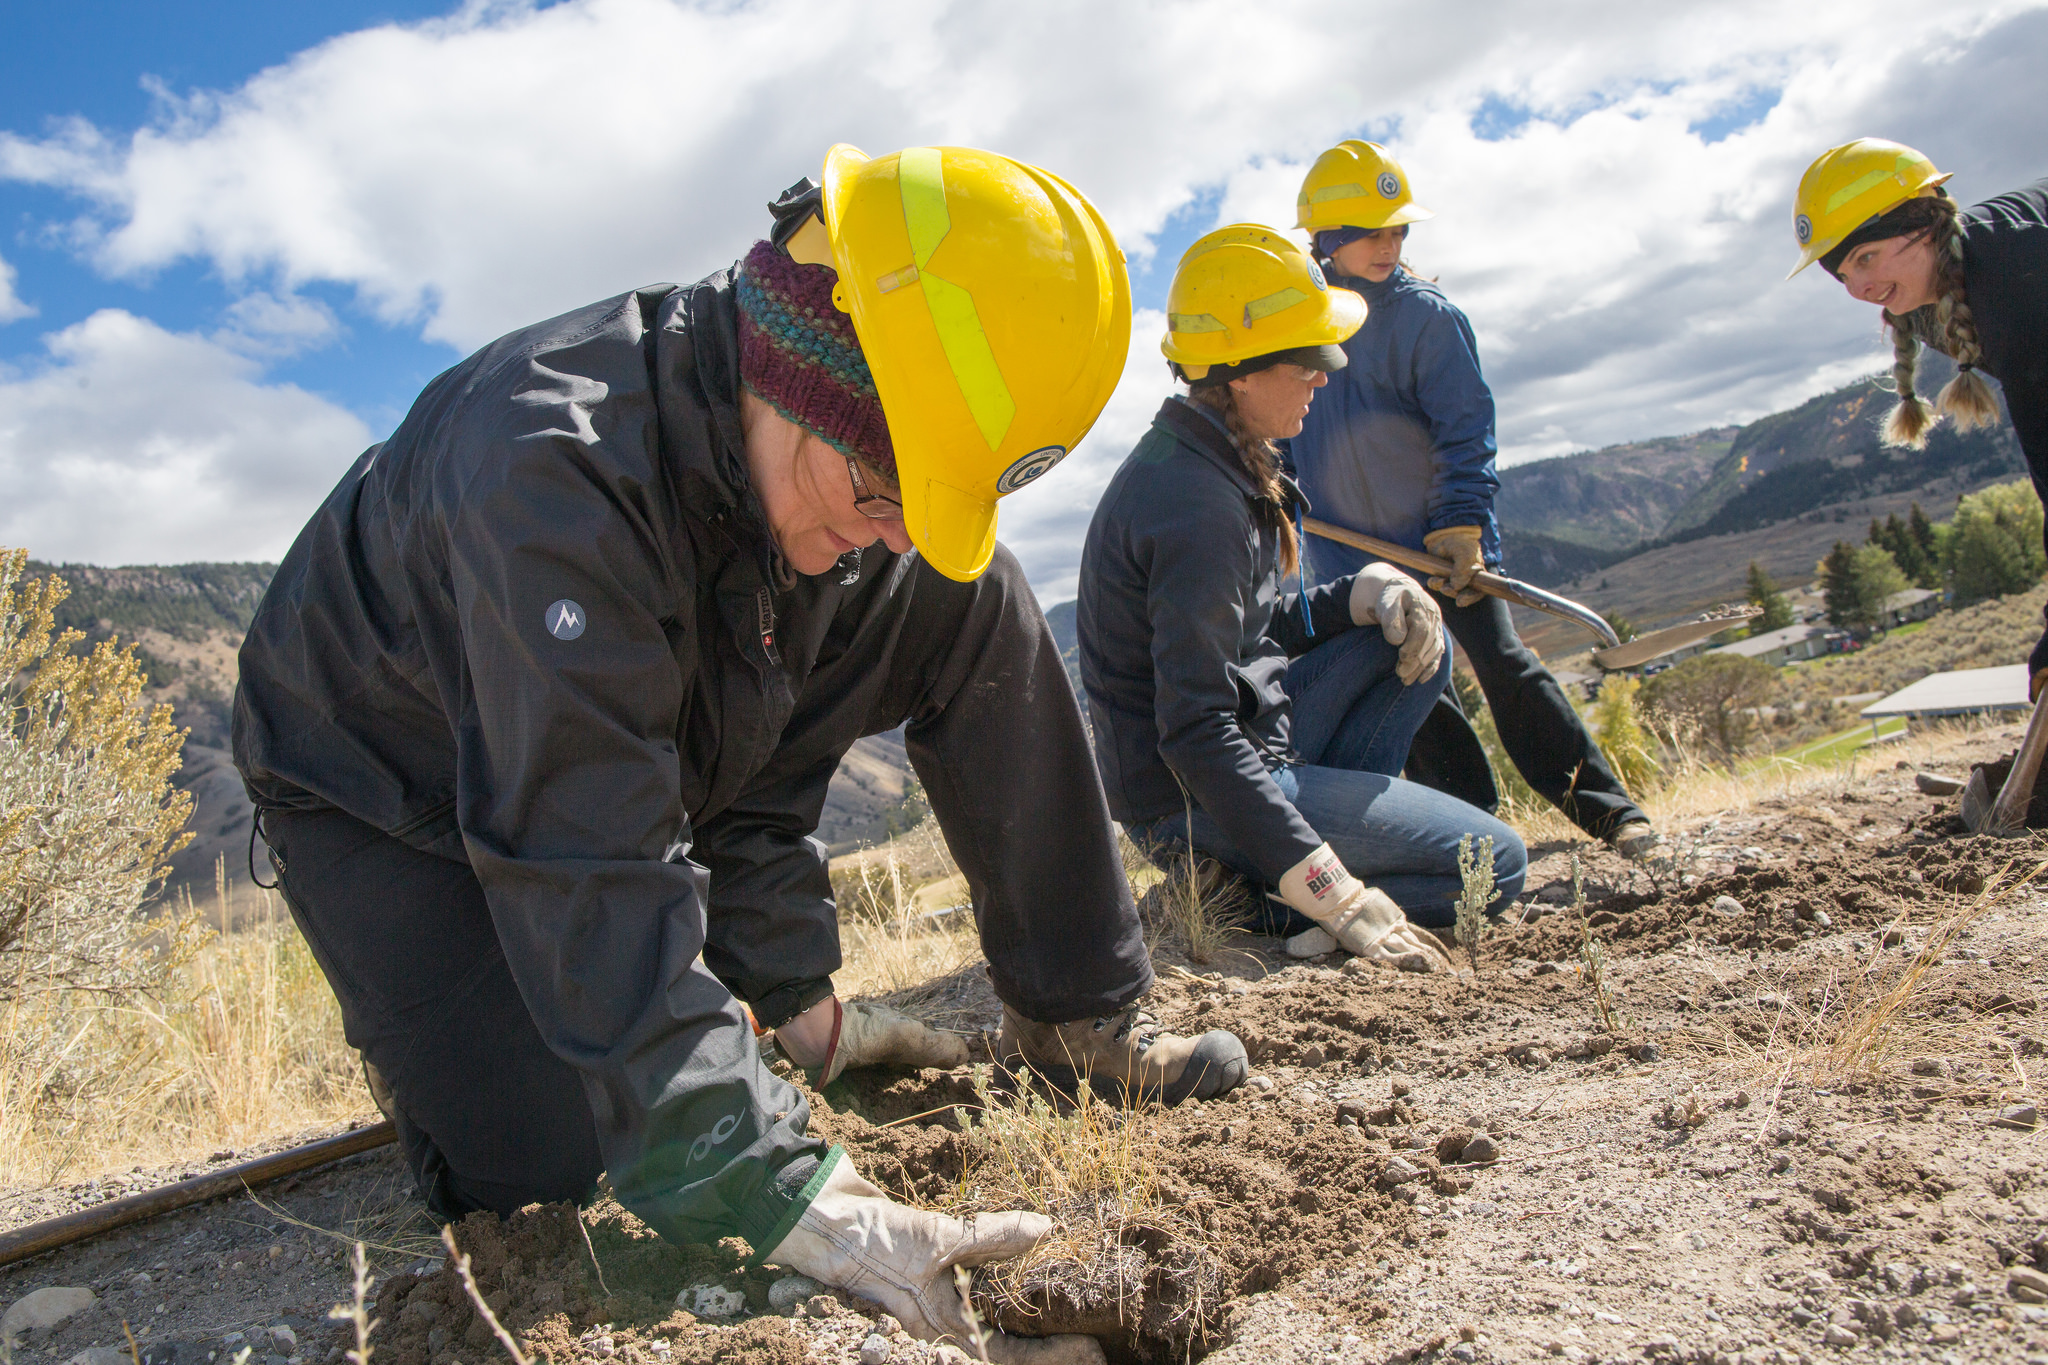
1794, 214, 1813, 245
545, 599, 586, 641
1307, 259, 1328, 290
1377, 172, 1401, 199
996, 446, 1067, 493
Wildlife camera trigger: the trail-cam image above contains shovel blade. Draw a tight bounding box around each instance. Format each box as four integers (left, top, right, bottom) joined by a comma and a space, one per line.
1592, 609, 1761, 671
1959, 767, 2023, 837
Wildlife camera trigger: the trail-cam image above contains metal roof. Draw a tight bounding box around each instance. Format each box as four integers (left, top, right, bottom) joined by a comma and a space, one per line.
1709, 622, 1829, 659
1858, 663, 2031, 719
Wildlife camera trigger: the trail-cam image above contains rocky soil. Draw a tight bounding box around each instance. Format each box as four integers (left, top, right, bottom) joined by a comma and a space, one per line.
6, 726, 2048, 1365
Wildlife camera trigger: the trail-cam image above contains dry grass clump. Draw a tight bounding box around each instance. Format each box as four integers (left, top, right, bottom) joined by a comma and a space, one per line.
948, 1064, 1218, 1342
1683, 853, 2044, 1118
1132, 843, 1251, 966
0, 868, 364, 1187
832, 818, 983, 1005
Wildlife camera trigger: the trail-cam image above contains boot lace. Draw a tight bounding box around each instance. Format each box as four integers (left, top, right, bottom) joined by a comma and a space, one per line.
1090, 998, 1161, 1050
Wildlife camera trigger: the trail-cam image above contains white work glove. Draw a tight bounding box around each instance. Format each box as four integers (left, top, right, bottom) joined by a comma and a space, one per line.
1348, 563, 1446, 686
773, 997, 971, 1087
1276, 843, 1452, 973
766, 1152, 1105, 1365
1422, 525, 1487, 607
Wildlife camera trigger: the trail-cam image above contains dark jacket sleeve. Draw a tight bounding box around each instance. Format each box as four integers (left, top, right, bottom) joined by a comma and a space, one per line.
1137, 483, 1326, 880
437, 398, 815, 1247
1409, 298, 1502, 543
1269, 573, 1362, 658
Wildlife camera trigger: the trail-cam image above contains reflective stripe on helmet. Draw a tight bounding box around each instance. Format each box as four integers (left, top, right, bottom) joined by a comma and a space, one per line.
1823, 154, 1920, 216
897, 147, 1017, 451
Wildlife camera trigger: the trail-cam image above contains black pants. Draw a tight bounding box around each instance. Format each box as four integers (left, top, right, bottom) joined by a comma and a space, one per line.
265, 544, 1150, 1229
1434, 592, 1644, 840
268, 806, 606, 1221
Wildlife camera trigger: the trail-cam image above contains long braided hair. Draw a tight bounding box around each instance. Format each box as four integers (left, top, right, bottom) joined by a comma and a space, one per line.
1189, 384, 1300, 575
1873, 196, 2003, 448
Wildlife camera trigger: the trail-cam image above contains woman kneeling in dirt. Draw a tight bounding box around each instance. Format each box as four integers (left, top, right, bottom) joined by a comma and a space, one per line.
1076, 225, 1527, 969
234, 145, 1244, 1363
1788, 139, 2048, 694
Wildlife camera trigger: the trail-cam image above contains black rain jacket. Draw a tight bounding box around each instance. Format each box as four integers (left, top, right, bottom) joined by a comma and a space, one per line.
233, 271, 877, 1246
1931, 180, 2048, 674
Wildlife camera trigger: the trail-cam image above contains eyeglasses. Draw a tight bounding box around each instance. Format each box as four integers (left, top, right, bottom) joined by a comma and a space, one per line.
844, 452, 905, 521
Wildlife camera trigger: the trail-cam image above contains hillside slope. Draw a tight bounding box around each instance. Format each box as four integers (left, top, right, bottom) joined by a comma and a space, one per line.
1494, 426, 1735, 551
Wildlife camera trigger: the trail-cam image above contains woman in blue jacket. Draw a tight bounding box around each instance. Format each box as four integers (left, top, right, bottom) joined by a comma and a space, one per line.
1288, 141, 1658, 858
1077, 225, 1526, 966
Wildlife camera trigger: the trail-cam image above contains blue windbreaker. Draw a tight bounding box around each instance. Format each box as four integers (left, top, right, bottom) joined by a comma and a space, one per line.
1289, 266, 1501, 584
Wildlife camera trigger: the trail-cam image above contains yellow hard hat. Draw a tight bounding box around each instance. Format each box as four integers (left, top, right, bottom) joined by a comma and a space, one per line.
812, 144, 1131, 582
1296, 140, 1436, 234
1161, 224, 1367, 381
1787, 138, 1952, 279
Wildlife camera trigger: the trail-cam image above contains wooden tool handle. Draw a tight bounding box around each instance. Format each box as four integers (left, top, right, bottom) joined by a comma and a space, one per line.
0, 1121, 396, 1267
1299, 516, 1620, 648
1990, 696, 2048, 832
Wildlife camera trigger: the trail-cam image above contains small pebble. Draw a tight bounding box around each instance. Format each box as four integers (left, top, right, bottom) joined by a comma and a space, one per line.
1461, 1133, 1500, 1164
1249, 1075, 1274, 1093
1711, 895, 1744, 917
2010, 1266, 2048, 1303
804, 1293, 839, 1318
3, 1288, 97, 1349
859, 1334, 891, 1365
680, 1284, 745, 1318
1995, 1104, 2039, 1131
766, 1275, 823, 1316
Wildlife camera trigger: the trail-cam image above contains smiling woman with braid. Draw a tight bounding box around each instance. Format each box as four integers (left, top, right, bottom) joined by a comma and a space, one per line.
1790, 138, 2048, 690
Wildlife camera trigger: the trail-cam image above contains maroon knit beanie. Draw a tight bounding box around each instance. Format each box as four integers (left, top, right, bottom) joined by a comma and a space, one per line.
735, 239, 897, 480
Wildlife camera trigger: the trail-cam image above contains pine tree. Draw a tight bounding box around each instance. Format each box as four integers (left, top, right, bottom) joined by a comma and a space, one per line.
1821, 541, 1908, 633
1744, 561, 1794, 634
1819, 542, 1857, 629
1908, 502, 1937, 564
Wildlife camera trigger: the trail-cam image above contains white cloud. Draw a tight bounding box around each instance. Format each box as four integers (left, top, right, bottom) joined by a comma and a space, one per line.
2, 0, 2046, 586
214, 290, 341, 357
0, 310, 371, 564
0, 252, 31, 325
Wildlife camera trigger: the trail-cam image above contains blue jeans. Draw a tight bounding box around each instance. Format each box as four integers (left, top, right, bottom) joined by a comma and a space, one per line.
1130, 766, 1527, 932
1283, 623, 1449, 775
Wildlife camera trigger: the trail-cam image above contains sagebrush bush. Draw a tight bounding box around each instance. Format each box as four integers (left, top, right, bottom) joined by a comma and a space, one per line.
2, 548, 195, 1000
1587, 673, 1662, 797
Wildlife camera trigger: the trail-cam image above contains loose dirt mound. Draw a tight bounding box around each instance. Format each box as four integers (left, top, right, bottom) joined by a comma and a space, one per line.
367, 1202, 797, 1365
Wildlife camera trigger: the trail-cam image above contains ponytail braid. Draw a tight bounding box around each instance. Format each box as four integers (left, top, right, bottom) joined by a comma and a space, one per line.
1190, 386, 1300, 576
1880, 195, 2003, 448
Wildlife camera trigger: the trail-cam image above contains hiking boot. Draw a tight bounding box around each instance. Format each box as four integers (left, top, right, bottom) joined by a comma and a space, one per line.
1609, 819, 1662, 862
996, 1000, 1247, 1105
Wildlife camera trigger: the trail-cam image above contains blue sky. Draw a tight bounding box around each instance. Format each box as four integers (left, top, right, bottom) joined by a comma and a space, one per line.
0, 0, 473, 435
3, 0, 2044, 598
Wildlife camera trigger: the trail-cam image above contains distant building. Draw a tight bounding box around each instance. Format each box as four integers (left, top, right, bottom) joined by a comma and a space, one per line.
1706, 622, 1832, 668
1880, 587, 1941, 629
1551, 669, 1600, 701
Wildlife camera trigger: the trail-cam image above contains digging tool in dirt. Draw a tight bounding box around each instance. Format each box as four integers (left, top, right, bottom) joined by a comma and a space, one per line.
1961, 695, 2048, 836
0, 1121, 395, 1268
1300, 517, 1759, 669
